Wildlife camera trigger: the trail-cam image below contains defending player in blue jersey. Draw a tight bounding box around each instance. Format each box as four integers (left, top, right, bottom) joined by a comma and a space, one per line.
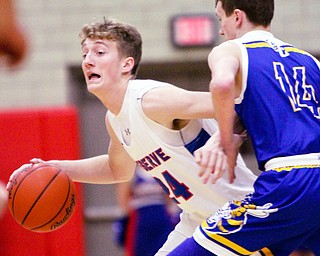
169, 0, 320, 255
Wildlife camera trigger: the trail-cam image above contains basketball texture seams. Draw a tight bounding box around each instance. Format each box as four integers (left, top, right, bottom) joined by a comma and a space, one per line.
7, 163, 77, 232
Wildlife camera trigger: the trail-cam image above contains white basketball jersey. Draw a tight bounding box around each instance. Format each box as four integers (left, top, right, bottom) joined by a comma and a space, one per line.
108, 79, 256, 222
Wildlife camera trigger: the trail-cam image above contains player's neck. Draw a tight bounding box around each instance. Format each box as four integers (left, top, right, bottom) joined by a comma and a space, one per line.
237, 24, 271, 38
101, 77, 131, 115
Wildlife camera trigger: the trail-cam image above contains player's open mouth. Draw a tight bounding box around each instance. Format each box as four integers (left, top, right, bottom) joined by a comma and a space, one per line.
89, 73, 101, 80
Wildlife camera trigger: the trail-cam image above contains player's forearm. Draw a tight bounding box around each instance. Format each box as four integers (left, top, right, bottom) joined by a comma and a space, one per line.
47, 155, 118, 184
210, 79, 235, 149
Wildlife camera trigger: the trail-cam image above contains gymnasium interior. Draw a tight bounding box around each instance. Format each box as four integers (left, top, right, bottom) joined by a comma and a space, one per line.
0, 1, 319, 255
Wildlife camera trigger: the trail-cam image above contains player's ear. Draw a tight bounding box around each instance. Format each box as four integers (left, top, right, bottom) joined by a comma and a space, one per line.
122, 57, 134, 73
234, 9, 243, 24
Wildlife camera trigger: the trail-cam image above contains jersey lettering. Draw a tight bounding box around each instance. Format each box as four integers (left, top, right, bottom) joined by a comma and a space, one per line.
266, 39, 289, 57
136, 148, 171, 171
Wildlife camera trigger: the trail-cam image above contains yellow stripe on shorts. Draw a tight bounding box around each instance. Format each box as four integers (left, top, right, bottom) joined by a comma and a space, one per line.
207, 233, 256, 255
272, 164, 320, 172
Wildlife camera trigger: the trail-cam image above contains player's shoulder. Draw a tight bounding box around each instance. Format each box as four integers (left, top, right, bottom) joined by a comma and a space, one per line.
209, 41, 241, 61
212, 39, 240, 51
129, 79, 173, 97
130, 79, 171, 88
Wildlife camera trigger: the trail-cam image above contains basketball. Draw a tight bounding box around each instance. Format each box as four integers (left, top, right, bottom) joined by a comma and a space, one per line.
7, 163, 77, 233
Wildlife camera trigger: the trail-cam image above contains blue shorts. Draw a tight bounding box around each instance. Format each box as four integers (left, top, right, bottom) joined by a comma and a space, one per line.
173, 160, 320, 255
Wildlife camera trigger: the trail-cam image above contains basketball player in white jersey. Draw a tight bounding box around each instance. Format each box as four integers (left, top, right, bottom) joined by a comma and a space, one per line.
8, 18, 257, 255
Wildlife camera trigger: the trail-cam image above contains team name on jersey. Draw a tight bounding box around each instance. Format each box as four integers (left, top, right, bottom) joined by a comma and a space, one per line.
136, 147, 171, 171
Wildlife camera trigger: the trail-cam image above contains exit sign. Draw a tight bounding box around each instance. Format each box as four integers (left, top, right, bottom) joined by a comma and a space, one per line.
171, 14, 217, 48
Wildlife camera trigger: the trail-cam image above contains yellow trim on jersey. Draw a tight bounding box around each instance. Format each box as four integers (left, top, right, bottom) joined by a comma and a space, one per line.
272, 164, 320, 172
283, 47, 307, 54
243, 43, 308, 55
243, 42, 270, 48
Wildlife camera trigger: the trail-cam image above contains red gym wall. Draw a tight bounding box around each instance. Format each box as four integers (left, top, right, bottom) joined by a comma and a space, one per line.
0, 106, 85, 256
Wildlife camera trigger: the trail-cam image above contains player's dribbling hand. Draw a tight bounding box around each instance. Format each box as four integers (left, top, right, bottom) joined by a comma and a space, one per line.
6, 158, 45, 190
195, 132, 228, 184
6, 163, 32, 190
30, 158, 45, 164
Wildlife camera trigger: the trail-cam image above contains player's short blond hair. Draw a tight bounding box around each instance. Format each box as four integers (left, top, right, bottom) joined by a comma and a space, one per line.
79, 18, 142, 77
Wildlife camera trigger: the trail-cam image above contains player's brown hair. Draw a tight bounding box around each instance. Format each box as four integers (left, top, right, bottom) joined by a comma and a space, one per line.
79, 18, 142, 77
215, 0, 274, 27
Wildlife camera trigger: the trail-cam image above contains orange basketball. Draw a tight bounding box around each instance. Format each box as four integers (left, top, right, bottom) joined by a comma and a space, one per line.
7, 163, 76, 233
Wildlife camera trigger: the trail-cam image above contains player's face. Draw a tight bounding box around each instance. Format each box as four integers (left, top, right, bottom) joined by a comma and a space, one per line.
215, 1, 237, 40
81, 38, 123, 94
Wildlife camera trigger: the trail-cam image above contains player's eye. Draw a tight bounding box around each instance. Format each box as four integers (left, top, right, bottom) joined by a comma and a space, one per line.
97, 50, 105, 55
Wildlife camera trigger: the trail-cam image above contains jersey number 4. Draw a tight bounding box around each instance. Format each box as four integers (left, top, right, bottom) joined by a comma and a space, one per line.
154, 171, 193, 204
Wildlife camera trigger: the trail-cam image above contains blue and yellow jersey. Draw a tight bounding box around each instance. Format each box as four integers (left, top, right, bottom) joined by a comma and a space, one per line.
233, 31, 320, 170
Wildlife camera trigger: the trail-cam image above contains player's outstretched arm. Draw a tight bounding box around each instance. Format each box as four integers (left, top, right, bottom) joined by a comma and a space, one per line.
7, 117, 136, 187
142, 85, 215, 129
7, 151, 133, 187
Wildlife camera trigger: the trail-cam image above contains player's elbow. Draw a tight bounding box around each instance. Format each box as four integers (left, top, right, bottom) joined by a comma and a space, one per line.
210, 76, 234, 96
119, 173, 134, 183
111, 168, 134, 183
